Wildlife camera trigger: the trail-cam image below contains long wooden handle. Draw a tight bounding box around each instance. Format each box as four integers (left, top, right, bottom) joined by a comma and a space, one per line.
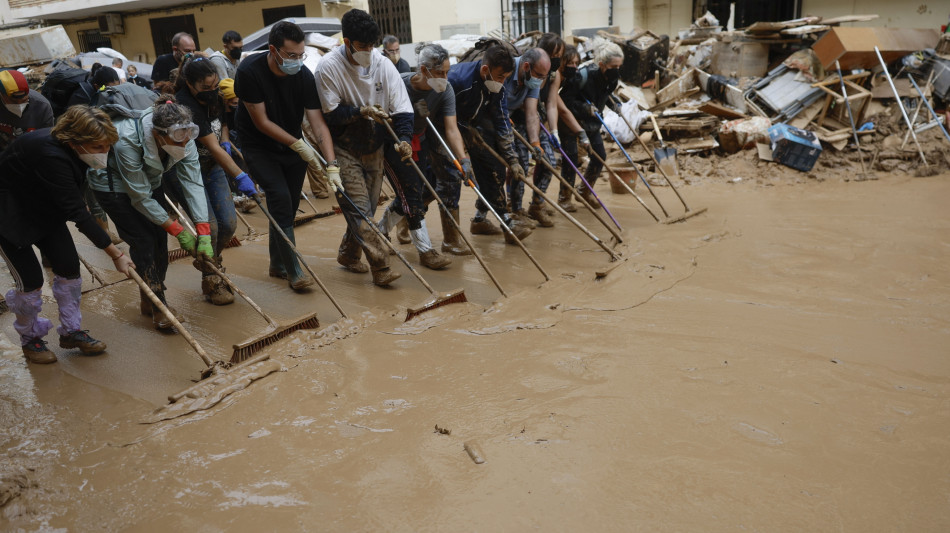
199, 259, 279, 328
127, 268, 216, 369
588, 149, 659, 222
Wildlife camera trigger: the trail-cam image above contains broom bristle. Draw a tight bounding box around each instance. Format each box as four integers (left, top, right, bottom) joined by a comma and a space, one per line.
405, 289, 467, 322
229, 314, 320, 363
226, 236, 242, 248
167, 248, 191, 262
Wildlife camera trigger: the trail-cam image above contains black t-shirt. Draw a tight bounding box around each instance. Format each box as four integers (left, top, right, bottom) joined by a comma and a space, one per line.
176, 88, 223, 168
234, 52, 321, 153
152, 53, 177, 83
395, 58, 411, 74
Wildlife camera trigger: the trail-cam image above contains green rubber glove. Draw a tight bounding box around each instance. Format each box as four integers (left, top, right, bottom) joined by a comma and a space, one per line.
176, 230, 197, 254
196, 235, 213, 259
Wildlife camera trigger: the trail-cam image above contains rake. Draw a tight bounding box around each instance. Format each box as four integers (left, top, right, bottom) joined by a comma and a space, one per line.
163, 195, 321, 362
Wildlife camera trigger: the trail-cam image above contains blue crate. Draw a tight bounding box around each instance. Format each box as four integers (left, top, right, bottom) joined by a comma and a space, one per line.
768, 123, 822, 172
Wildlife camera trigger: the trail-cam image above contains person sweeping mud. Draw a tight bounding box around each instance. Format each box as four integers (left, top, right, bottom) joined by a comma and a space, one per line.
89, 97, 210, 330
173, 55, 256, 305
447, 44, 533, 244
0, 105, 133, 363
234, 20, 339, 291
387, 42, 472, 257
558, 41, 624, 208
551, 45, 590, 213
316, 8, 409, 286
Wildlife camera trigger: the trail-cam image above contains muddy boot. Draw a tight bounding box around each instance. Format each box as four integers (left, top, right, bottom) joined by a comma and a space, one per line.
558, 186, 577, 213
410, 225, 451, 270
371, 267, 401, 287
149, 288, 176, 331
139, 290, 153, 315
337, 253, 369, 273
440, 208, 472, 256
22, 338, 56, 364
503, 215, 533, 245
277, 226, 314, 292
202, 275, 235, 305
578, 186, 600, 209
268, 230, 287, 279
59, 329, 106, 355
470, 214, 502, 235
511, 209, 537, 229
95, 216, 122, 245
527, 202, 554, 228
396, 218, 411, 244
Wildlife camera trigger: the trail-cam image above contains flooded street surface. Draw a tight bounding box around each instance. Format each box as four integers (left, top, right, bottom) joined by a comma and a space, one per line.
2, 174, 949, 531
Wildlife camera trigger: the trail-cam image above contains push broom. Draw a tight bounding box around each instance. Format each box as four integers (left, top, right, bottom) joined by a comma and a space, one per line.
163, 198, 321, 362
608, 95, 707, 223
301, 137, 470, 321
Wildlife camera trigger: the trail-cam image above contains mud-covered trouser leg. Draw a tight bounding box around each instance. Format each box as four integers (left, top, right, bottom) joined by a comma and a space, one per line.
95, 189, 169, 290
531, 132, 555, 204
335, 146, 390, 271
583, 125, 606, 186
51, 275, 82, 336
383, 142, 427, 230
460, 127, 509, 217
557, 120, 581, 189
241, 148, 307, 273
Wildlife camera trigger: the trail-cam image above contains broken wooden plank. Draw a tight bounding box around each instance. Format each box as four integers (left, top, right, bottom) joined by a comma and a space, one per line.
698, 101, 747, 120
649, 87, 700, 111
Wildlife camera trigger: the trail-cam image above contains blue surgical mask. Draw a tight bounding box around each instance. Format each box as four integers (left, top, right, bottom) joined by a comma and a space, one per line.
279, 58, 302, 75
525, 76, 543, 90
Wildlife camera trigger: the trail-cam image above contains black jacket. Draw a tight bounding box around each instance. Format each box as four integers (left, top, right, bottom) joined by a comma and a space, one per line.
0, 129, 111, 249
560, 64, 619, 132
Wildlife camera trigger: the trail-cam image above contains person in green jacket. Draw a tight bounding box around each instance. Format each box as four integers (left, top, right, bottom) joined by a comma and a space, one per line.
89, 96, 211, 330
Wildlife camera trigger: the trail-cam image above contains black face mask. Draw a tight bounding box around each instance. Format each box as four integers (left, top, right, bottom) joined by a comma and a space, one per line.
550, 57, 561, 72
196, 89, 218, 105
562, 66, 577, 80
604, 68, 621, 84
228, 47, 243, 60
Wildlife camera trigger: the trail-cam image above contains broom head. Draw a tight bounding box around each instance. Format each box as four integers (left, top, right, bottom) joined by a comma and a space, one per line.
230, 312, 320, 363
405, 288, 467, 322
662, 207, 708, 225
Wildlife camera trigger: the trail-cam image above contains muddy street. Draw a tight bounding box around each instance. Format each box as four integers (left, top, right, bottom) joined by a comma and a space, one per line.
2, 173, 949, 531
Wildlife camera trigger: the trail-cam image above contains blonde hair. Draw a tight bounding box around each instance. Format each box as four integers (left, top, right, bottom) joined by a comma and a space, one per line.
591, 39, 623, 66
51, 105, 119, 145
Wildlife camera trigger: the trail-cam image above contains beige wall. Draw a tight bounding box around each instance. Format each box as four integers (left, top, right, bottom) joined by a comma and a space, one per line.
61, 0, 367, 63
801, 0, 945, 29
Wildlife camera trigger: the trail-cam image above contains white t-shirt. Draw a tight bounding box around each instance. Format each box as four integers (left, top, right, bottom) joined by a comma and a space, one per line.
316, 46, 411, 116
112, 66, 127, 81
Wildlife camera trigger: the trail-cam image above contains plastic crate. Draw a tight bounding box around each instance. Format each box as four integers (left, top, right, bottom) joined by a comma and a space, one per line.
768, 123, 822, 172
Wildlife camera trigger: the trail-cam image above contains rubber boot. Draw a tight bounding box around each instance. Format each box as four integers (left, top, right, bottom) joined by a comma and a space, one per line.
277, 226, 314, 291
371, 267, 401, 287
411, 225, 451, 270
149, 285, 175, 331
199, 257, 234, 305
396, 218, 411, 244
578, 185, 600, 209
440, 208, 472, 256
268, 229, 287, 279
510, 208, 537, 229
558, 185, 577, 213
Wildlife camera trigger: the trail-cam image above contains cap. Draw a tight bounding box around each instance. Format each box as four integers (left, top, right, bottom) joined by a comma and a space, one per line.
218, 78, 236, 100
0, 70, 29, 98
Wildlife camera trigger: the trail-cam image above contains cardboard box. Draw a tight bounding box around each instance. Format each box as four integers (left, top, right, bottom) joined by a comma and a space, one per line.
812, 27, 940, 70
769, 123, 822, 172
711, 41, 769, 78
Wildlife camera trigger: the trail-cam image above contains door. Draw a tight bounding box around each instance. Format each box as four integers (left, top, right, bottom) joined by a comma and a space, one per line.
502, 0, 562, 39
149, 14, 199, 59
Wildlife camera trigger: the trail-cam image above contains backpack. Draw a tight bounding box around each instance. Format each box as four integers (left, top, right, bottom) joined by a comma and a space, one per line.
93, 83, 157, 111
457, 37, 521, 64
41, 66, 92, 117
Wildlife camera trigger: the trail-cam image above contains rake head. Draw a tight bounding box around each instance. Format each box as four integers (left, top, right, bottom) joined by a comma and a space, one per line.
405, 289, 467, 322
229, 312, 320, 364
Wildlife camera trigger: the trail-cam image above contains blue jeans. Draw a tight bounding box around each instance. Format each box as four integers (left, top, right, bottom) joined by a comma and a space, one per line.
508, 120, 554, 210
164, 165, 237, 258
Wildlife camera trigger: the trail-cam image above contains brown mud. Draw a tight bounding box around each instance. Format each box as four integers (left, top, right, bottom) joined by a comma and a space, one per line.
2, 168, 949, 531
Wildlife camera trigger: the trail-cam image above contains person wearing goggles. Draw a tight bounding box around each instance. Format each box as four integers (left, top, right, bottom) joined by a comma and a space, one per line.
87, 96, 211, 331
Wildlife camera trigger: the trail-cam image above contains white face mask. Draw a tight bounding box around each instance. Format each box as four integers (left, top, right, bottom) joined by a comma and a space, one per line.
5, 102, 27, 117
483, 68, 503, 93
424, 69, 448, 93
78, 149, 109, 169
350, 44, 372, 68
162, 144, 187, 162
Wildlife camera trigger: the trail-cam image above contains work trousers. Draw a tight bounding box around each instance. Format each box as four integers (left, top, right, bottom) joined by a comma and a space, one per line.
95, 188, 170, 292
558, 121, 606, 189
335, 146, 390, 271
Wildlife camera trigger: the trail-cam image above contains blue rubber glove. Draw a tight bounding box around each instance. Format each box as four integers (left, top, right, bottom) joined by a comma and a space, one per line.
233, 172, 256, 196
220, 141, 232, 156
548, 130, 561, 150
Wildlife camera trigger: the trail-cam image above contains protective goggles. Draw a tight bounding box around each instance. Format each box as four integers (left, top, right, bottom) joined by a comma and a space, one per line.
154, 122, 199, 142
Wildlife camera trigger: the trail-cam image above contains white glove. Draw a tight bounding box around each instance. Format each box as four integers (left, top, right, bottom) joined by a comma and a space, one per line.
326, 164, 343, 192
290, 138, 321, 166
